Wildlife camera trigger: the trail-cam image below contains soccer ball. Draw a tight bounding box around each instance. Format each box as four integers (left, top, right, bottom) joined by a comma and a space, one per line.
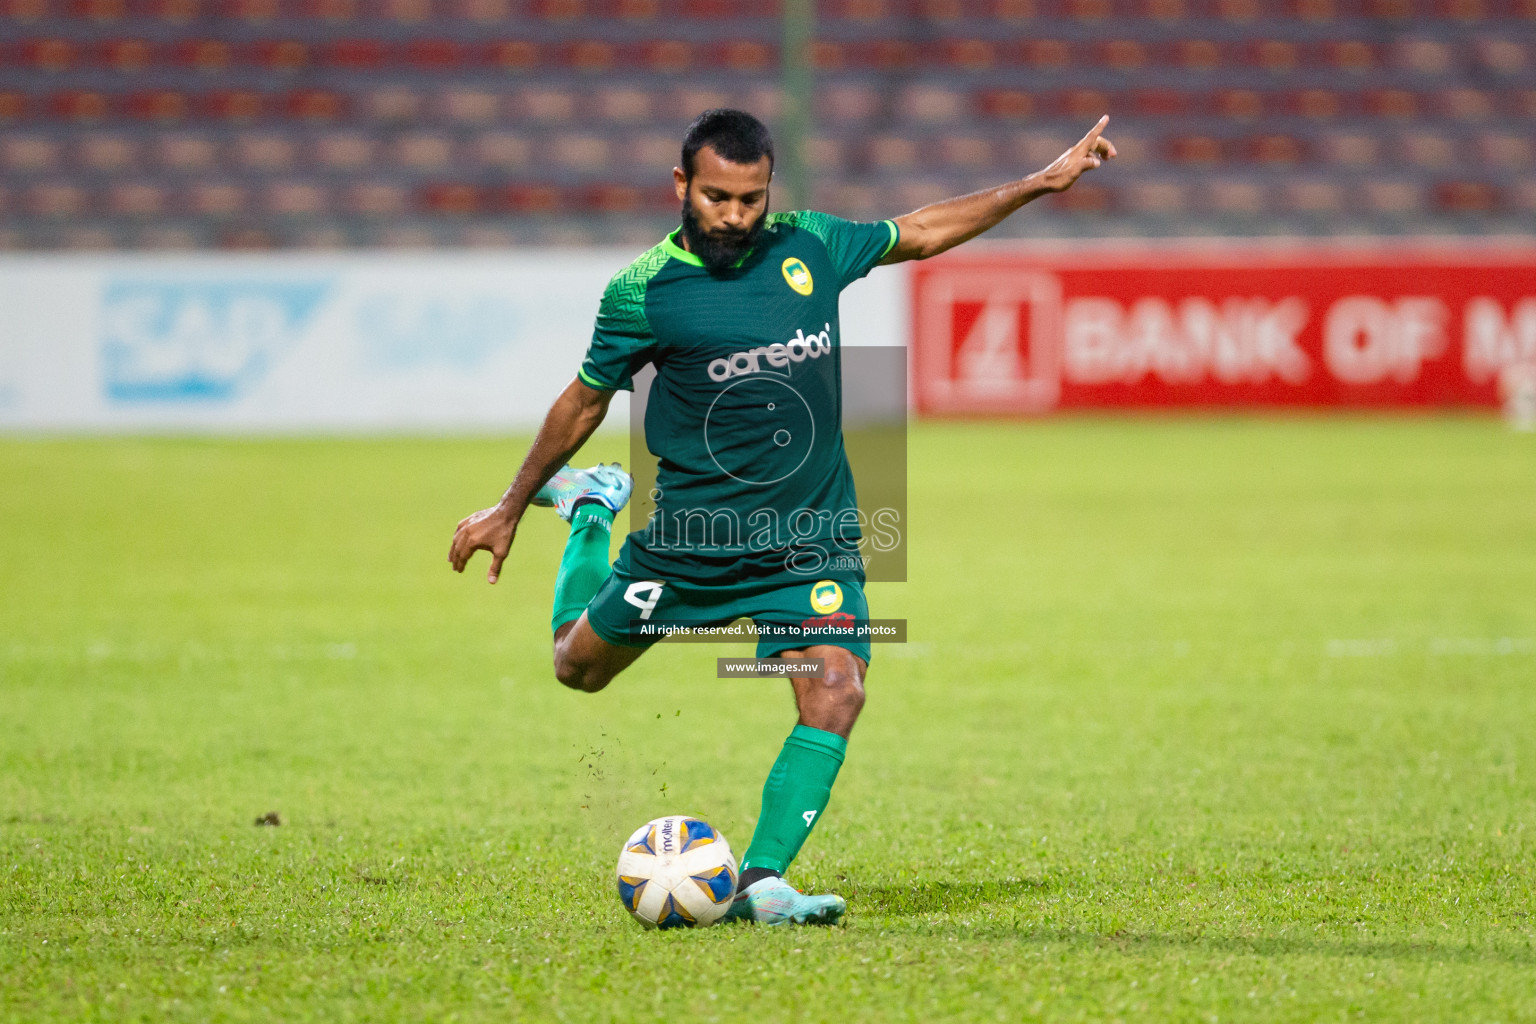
615, 815, 738, 929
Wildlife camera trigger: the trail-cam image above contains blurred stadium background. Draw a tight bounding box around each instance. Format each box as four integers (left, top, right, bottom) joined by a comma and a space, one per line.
0, 0, 1532, 251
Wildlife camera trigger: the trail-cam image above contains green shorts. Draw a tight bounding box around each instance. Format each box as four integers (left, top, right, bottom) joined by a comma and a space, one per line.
583, 567, 872, 664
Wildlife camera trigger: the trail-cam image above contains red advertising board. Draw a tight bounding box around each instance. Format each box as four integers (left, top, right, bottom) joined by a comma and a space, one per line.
911, 242, 1536, 414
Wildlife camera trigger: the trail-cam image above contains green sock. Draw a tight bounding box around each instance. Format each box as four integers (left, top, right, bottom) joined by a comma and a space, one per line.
550, 503, 615, 633
741, 724, 847, 874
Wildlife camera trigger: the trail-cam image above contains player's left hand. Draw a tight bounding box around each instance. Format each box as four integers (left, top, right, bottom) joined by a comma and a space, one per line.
1038, 115, 1117, 193
449, 505, 518, 584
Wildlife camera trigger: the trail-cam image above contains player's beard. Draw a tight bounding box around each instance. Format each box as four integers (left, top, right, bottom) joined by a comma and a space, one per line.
680, 192, 766, 272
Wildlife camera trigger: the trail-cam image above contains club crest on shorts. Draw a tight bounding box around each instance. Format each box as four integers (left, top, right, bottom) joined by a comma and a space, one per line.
809, 580, 843, 614
781, 258, 814, 296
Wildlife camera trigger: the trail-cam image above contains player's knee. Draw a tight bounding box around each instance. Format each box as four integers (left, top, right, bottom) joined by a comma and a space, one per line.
552, 646, 610, 693
820, 663, 866, 717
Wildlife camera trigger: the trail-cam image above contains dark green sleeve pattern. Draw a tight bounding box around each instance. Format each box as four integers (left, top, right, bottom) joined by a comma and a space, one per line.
769, 211, 899, 290
578, 243, 668, 392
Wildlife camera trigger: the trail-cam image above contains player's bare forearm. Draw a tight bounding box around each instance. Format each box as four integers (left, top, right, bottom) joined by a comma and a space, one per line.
448, 377, 612, 582
883, 116, 1117, 264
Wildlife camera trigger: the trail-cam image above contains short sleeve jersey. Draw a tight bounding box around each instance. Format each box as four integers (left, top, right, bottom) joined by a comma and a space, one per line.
579, 211, 898, 588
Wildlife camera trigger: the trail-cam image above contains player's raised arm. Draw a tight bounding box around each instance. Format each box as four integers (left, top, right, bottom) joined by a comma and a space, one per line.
880, 115, 1117, 265
448, 377, 614, 584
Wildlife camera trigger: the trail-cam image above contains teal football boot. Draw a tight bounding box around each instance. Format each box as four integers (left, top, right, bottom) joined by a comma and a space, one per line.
723, 877, 847, 926
531, 463, 633, 521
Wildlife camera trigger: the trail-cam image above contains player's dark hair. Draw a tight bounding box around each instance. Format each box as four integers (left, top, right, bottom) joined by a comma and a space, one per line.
680, 109, 775, 180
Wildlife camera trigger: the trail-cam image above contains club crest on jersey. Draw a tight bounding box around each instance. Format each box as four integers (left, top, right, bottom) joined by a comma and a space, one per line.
809, 580, 844, 614
782, 258, 814, 296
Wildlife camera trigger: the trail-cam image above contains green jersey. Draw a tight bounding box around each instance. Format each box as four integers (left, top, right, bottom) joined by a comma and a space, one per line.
578, 210, 899, 588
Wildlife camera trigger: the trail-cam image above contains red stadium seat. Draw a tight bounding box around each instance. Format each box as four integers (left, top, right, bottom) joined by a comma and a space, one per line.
301, 0, 356, 18
938, 134, 993, 168
1394, 36, 1455, 74
614, 0, 660, 19
0, 92, 27, 122
1023, 38, 1071, 70
406, 38, 462, 69
458, 0, 510, 19
327, 39, 387, 70
1365, 88, 1418, 117
1513, 180, 1536, 213
1099, 39, 1147, 70
1358, 179, 1422, 212
1328, 39, 1377, 72
1249, 133, 1306, 164
1133, 88, 1191, 117
1473, 36, 1525, 76
1169, 133, 1224, 163
644, 40, 694, 73
1054, 182, 1113, 213
1438, 87, 1494, 118
1205, 178, 1268, 213
206, 90, 265, 121
1, 0, 49, 17
502, 184, 565, 213
805, 135, 845, 171
1068, 0, 1112, 21
101, 39, 156, 71
1435, 180, 1499, 212
865, 39, 919, 70
583, 183, 643, 213
1123, 180, 1189, 213
895, 85, 964, 121
620, 132, 676, 169
70, 0, 126, 19
1249, 38, 1301, 72
24, 38, 77, 71
173, 39, 234, 71
381, 0, 434, 20
127, 91, 191, 123
564, 39, 617, 72
1283, 179, 1346, 213
1289, 87, 1344, 117
719, 40, 773, 73
491, 40, 546, 71
1291, 0, 1335, 20
151, 0, 203, 20
1365, 0, 1417, 16
1059, 88, 1114, 118
867, 134, 918, 170
940, 38, 997, 71
224, 0, 281, 20
811, 40, 845, 71
1215, 88, 1265, 120
50, 90, 111, 121
286, 89, 346, 121
253, 40, 309, 70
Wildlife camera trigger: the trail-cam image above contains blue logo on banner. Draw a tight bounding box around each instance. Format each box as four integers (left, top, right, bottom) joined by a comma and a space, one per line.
101, 279, 329, 402
355, 294, 520, 371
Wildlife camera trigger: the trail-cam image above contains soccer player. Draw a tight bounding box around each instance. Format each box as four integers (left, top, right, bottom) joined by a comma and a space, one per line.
449, 109, 1114, 925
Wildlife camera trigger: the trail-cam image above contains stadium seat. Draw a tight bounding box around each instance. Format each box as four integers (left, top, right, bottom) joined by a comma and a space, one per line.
439, 88, 500, 123
77, 133, 139, 171
301, 0, 358, 19
327, 38, 387, 70
1100, 38, 1146, 71
1394, 36, 1454, 74
719, 40, 772, 72
1439, 87, 1493, 118
550, 133, 610, 170
805, 135, 845, 172
867, 134, 918, 170
360, 87, 423, 121
27, 183, 88, 217
458, 0, 511, 20
1216, 88, 1265, 120
1023, 38, 1071, 70
0, 93, 26, 122
346, 182, 409, 215
1250, 133, 1305, 164
488, 40, 540, 70
1477, 131, 1531, 168
1365, 88, 1418, 117
937, 135, 992, 168
24, 38, 77, 71
155, 133, 218, 171
172, 38, 233, 71
644, 39, 694, 73
102, 39, 155, 72
1359, 179, 1422, 213
866, 39, 919, 70
980, 89, 1036, 119
394, 133, 454, 169
503, 183, 565, 212
50, 90, 112, 121
224, 0, 281, 20
940, 38, 996, 70
1205, 178, 1268, 213
1175, 39, 1223, 71
286, 89, 346, 121
896, 85, 964, 122
819, 84, 881, 122
1290, 88, 1344, 118
469, 130, 531, 169
564, 40, 617, 72
61, 226, 117, 250
1283, 179, 1346, 212
0, 135, 59, 172
406, 38, 462, 69
622, 132, 677, 170
1320, 131, 1381, 165
1250, 39, 1299, 73
72, 0, 127, 19
1123, 180, 1188, 213
1473, 36, 1525, 76
107, 182, 167, 216
1133, 88, 1189, 117
1169, 133, 1223, 164
188, 182, 247, 216
1060, 88, 1114, 118
1053, 182, 1112, 213
206, 90, 266, 121
232, 133, 296, 170
1328, 39, 1377, 73
1399, 130, 1456, 167
421, 182, 480, 215
1435, 179, 1498, 212
137, 225, 204, 248
151, 0, 202, 20
382, 0, 433, 20
127, 91, 191, 123
514, 88, 577, 122
1512, 180, 1536, 212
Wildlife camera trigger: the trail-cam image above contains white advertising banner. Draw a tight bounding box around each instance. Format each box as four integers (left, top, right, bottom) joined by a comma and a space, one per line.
0, 251, 907, 433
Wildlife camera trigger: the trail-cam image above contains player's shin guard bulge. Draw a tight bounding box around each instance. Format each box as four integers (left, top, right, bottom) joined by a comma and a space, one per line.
742, 724, 847, 875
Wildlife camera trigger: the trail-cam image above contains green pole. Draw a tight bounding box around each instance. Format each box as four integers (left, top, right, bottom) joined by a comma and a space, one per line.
781, 0, 814, 211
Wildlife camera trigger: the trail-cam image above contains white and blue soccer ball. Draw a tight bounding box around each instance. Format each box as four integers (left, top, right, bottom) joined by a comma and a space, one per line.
615, 815, 738, 929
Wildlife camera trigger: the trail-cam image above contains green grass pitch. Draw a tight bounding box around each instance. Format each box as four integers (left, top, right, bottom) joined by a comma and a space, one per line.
3, 417, 1535, 1022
